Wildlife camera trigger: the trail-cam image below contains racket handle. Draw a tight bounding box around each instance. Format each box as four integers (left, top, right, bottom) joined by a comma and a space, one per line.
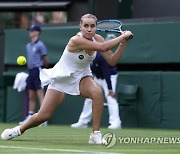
129, 34, 133, 39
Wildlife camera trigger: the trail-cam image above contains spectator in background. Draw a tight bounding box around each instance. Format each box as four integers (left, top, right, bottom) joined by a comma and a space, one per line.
50, 11, 67, 23
20, 13, 29, 29
19, 24, 49, 126
34, 12, 46, 24
71, 52, 121, 129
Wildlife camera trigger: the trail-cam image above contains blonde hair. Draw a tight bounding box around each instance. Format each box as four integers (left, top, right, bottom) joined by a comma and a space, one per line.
80, 14, 97, 24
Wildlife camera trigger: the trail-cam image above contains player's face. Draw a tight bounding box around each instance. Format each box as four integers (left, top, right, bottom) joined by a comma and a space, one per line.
80, 18, 96, 40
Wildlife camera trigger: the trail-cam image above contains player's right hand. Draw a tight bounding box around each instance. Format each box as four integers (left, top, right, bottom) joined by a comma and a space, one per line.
123, 31, 133, 39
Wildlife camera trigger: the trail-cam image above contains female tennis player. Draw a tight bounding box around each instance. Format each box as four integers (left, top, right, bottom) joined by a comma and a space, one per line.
1, 14, 132, 144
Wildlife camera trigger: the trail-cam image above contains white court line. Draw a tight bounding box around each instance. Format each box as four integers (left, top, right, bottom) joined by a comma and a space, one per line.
0, 145, 122, 154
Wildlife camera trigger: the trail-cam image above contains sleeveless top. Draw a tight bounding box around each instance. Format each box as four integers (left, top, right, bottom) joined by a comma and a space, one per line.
40, 45, 96, 95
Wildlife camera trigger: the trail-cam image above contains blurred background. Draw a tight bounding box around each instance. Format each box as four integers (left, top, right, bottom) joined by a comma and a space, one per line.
0, 0, 180, 129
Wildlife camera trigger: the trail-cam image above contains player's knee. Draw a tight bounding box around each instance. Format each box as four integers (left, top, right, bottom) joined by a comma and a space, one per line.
91, 86, 103, 101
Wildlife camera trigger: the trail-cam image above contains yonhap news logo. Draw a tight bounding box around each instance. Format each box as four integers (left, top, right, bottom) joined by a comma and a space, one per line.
103, 132, 180, 148
103, 132, 117, 148
118, 137, 180, 144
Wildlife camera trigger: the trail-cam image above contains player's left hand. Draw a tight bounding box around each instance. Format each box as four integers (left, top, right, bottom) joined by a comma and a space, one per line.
122, 30, 133, 40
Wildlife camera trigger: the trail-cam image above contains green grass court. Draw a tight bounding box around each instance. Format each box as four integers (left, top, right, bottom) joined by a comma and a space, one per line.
0, 123, 180, 154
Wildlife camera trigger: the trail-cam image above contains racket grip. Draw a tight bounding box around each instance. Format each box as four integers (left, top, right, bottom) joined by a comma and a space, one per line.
129, 34, 133, 39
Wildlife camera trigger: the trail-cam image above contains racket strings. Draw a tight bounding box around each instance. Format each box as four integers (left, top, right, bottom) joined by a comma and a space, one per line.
97, 22, 121, 30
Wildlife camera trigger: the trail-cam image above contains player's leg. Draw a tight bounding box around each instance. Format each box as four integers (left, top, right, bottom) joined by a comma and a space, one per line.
1, 89, 65, 140
73, 76, 104, 128
79, 76, 106, 144
79, 76, 103, 132
71, 77, 104, 128
20, 89, 65, 133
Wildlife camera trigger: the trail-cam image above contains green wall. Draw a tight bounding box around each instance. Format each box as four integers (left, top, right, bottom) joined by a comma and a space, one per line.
4, 22, 180, 65
118, 72, 180, 129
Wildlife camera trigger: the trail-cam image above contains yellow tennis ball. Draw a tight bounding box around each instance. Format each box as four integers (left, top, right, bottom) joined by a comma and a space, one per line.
17, 56, 26, 65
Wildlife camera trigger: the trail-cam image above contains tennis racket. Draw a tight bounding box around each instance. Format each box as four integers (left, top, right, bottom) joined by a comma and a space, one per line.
97, 19, 133, 39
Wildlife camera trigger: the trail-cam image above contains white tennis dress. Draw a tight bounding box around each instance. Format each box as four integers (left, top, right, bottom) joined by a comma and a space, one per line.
40, 46, 96, 95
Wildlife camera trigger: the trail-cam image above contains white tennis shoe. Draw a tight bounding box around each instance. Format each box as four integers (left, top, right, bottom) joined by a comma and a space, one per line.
71, 122, 88, 128
108, 124, 121, 130
88, 131, 106, 144
1, 126, 21, 140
